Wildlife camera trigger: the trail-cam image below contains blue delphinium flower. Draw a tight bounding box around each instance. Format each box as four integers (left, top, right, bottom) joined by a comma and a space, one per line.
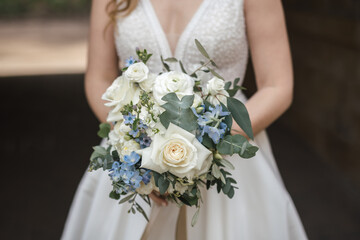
129, 129, 139, 138
124, 113, 136, 124
109, 162, 121, 182
138, 121, 148, 130
125, 56, 136, 67
121, 162, 135, 172
129, 171, 143, 188
123, 151, 141, 165
209, 105, 230, 117
119, 169, 134, 184
141, 170, 152, 184
203, 126, 222, 144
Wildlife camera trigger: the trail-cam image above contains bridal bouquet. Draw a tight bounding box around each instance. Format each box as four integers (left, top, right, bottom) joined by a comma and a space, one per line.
89, 40, 259, 225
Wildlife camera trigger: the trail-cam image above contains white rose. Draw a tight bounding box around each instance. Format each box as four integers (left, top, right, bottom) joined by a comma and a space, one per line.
139, 123, 212, 180
124, 62, 149, 83
204, 77, 229, 106
153, 71, 194, 105
102, 76, 141, 122
139, 73, 156, 92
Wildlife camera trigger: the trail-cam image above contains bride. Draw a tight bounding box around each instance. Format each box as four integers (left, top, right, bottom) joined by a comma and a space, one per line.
62, 0, 308, 239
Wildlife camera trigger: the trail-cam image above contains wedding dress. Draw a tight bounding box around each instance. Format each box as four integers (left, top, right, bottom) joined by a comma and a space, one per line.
62, 0, 308, 239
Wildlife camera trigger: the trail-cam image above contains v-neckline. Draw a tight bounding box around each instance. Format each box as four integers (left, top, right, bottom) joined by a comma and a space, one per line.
142, 0, 210, 59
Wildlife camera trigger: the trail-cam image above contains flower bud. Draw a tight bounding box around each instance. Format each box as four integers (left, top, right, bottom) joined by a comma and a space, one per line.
196, 106, 204, 113
214, 152, 223, 160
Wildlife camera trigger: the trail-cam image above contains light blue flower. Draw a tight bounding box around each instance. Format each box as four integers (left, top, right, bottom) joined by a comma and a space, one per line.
141, 170, 151, 184
129, 129, 139, 138
121, 163, 135, 172
138, 121, 148, 129
204, 125, 222, 144
124, 113, 136, 125
125, 56, 136, 67
209, 105, 230, 117
130, 171, 143, 188
123, 151, 141, 165
120, 169, 134, 184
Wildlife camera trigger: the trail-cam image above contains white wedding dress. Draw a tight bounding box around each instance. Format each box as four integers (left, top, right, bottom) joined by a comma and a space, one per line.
62, 0, 308, 239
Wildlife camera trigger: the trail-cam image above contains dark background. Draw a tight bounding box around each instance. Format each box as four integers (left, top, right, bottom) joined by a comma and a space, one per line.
0, 0, 359, 239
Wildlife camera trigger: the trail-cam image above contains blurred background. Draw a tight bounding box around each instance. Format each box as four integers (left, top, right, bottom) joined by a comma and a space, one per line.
0, 0, 359, 239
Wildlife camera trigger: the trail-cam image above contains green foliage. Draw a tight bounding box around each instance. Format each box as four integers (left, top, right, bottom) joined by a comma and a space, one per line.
227, 97, 254, 140
136, 48, 152, 64
195, 39, 210, 59
97, 123, 111, 138
217, 135, 259, 158
226, 78, 247, 97
159, 93, 198, 132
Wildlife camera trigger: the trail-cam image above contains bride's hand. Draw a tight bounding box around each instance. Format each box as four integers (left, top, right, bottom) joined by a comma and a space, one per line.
149, 191, 168, 207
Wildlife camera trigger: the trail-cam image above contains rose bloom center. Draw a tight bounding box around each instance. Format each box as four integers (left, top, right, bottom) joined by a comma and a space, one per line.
162, 140, 188, 166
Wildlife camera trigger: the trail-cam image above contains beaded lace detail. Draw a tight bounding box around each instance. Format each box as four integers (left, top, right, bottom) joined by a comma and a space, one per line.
114, 0, 248, 90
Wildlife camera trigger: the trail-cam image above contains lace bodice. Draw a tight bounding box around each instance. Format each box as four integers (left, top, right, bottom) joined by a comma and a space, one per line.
114, 0, 249, 88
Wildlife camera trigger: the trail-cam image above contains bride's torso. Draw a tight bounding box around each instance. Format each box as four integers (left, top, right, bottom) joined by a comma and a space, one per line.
114, 0, 249, 86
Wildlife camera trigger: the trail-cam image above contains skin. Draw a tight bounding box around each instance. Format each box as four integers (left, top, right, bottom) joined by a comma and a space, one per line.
86, 0, 293, 206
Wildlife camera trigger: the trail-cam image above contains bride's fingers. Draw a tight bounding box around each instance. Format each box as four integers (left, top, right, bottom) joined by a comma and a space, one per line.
149, 192, 168, 206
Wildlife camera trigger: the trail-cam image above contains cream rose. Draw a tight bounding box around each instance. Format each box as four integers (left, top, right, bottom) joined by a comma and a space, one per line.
139, 123, 212, 180
124, 62, 149, 83
153, 71, 194, 105
204, 77, 229, 106
102, 76, 141, 122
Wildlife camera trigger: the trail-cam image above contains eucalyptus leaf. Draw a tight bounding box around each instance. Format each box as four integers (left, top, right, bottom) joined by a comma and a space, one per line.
227, 187, 235, 198
191, 208, 200, 227
109, 190, 120, 200
211, 164, 221, 179
160, 56, 170, 71
179, 60, 187, 74
222, 180, 231, 194
92, 146, 107, 156
219, 158, 235, 170
164, 57, 178, 62
159, 93, 198, 132
227, 97, 254, 140
135, 203, 149, 222
97, 123, 111, 138
208, 68, 224, 80
195, 39, 210, 59
224, 81, 231, 90
119, 193, 136, 204
217, 134, 258, 158
158, 176, 170, 195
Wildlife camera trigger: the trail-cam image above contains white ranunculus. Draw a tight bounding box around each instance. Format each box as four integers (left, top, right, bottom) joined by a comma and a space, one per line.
139, 73, 156, 92
139, 123, 212, 180
124, 62, 149, 83
153, 71, 195, 105
204, 77, 229, 106
136, 177, 158, 195
168, 182, 189, 194
119, 139, 140, 157
108, 121, 131, 146
102, 76, 141, 122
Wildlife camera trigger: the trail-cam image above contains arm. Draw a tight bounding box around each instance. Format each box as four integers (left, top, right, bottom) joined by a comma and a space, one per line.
231, 0, 293, 138
85, 0, 119, 123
